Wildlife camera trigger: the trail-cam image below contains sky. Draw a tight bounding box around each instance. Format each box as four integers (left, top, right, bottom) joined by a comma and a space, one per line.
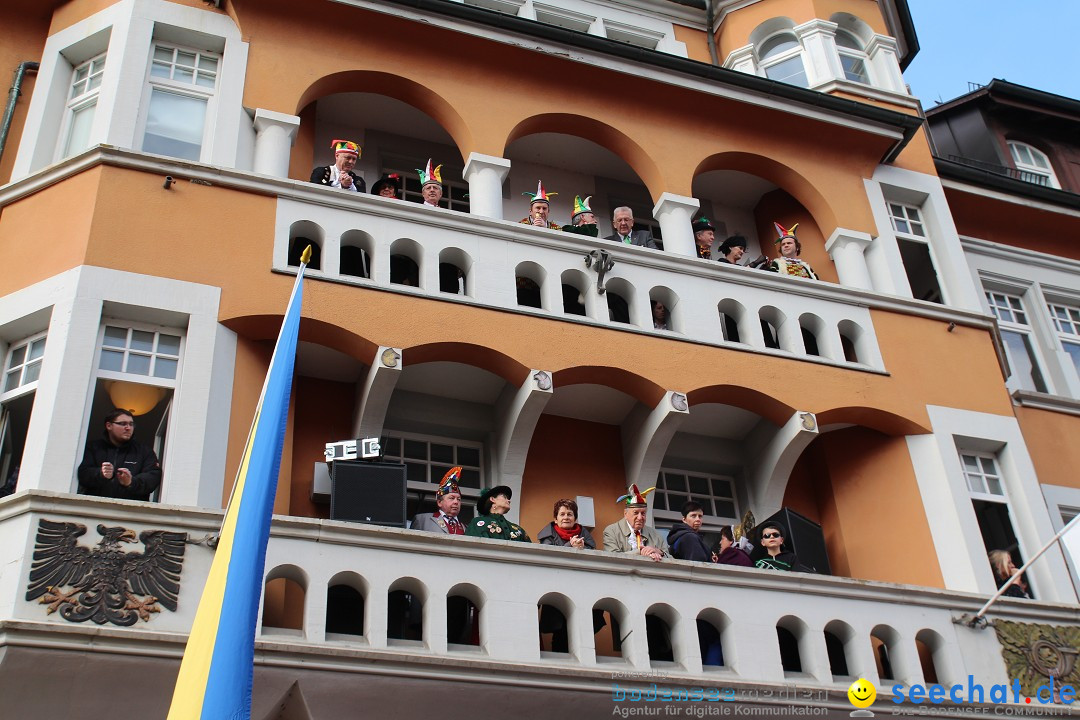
902, 0, 1080, 107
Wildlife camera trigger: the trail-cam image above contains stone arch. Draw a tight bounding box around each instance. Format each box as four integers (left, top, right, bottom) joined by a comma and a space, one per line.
296, 70, 472, 157
503, 113, 665, 201
552, 366, 666, 408
694, 152, 838, 241
326, 570, 368, 639
815, 406, 929, 436
685, 385, 794, 427
403, 342, 530, 386
263, 564, 308, 634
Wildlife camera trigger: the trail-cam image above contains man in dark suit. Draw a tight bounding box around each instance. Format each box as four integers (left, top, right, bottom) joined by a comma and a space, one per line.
309, 139, 366, 193
605, 206, 658, 249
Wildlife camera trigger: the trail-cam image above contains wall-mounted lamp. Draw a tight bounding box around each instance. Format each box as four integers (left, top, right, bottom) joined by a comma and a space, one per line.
105, 380, 166, 416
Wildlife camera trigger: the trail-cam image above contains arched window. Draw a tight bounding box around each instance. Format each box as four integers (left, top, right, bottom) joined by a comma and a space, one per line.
834, 29, 870, 84
758, 32, 808, 87
1007, 142, 1060, 188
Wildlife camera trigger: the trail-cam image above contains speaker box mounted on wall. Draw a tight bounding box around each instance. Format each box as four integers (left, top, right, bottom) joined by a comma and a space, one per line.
330, 460, 407, 528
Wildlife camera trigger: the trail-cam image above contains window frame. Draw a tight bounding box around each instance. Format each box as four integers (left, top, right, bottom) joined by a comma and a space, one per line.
1007, 141, 1060, 189
137, 41, 221, 163
57, 52, 107, 161
388, 166, 471, 213
983, 288, 1049, 394
834, 29, 871, 85
1047, 299, 1080, 383
652, 467, 740, 529
94, 320, 186, 390
757, 31, 809, 88
0, 332, 48, 403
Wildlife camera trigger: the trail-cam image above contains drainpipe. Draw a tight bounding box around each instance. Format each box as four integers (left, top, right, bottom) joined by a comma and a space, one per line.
0, 61, 40, 166
705, 0, 719, 66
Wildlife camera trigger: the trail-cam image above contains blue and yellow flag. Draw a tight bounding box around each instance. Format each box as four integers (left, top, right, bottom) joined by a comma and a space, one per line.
168, 246, 311, 720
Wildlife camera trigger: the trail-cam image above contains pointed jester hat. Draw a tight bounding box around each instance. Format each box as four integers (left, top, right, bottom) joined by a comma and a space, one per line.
571, 195, 594, 222
331, 139, 361, 157
616, 483, 656, 508
436, 466, 462, 498
773, 221, 802, 254
523, 180, 557, 206
417, 159, 443, 188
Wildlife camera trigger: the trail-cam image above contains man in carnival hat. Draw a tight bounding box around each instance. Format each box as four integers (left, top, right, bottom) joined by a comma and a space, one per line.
411, 467, 466, 535
465, 484, 531, 542
520, 181, 562, 229
417, 159, 444, 208
561, 195, 600, 237
601, 484, 668, 560
310, 139, 365, 192
765, 222, 819, 280
692, 216, 716, 260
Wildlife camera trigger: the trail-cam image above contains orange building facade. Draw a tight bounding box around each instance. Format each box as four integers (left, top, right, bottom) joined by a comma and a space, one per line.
0, 0, 1077, 716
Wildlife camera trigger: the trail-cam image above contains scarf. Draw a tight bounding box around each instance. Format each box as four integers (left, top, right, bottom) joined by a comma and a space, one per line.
553, 523, 582, 542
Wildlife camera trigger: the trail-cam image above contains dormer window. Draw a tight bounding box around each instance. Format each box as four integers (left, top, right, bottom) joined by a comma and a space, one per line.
758, 33, 807, 88
834, 29, 870, 84
1007, 142, 1060, 188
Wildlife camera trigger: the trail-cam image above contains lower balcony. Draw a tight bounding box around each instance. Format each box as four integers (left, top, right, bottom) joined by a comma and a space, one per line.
2, 492, 1076, 717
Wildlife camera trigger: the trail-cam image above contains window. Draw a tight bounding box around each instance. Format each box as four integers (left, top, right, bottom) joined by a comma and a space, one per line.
653, 469, 738, 522
1048, 301, 1080, 379
758, 33, 808, 88
960, 452, 1004, 497
62, 53, 106, 158
834, 30, 870, 84
380, 432, 483, 524
985, 291, 1047, 393
390, 167, 471, 213
888, 201, 944, 304
141, 44, 219, 161
3, 335, 46, 394
1007, 142, 1060, 189
99, 325, 181, 379
960, 450, 1032, 597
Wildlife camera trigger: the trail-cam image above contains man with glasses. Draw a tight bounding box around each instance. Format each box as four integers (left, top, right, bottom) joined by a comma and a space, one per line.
77, 408, 161, 501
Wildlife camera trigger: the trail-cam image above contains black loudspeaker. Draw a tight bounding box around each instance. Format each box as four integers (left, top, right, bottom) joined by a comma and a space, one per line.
762, 507, 832, 575
331, 461, 407, 528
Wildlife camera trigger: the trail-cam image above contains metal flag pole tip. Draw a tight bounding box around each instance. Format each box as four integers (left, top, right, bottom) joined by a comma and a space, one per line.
300, 245, 312, 265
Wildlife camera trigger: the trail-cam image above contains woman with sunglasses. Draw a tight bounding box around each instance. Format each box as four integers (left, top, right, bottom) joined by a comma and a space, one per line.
751, 520, 801, 571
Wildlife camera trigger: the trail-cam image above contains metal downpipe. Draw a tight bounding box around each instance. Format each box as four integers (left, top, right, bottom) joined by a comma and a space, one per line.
0, 61, 40, 166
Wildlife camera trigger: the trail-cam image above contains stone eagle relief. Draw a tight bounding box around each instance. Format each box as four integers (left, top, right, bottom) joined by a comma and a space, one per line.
25, 519, 187, 626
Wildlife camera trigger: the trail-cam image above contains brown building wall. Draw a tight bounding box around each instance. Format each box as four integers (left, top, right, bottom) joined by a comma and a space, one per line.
944, 187, 1080, 261
0, 7, 48, 186
1015, 406, 1080, 492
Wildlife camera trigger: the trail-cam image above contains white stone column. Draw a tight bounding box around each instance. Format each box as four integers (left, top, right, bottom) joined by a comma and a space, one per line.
463, 153, 511, 220
353, 347, 403, 440
493, 369, 553, 525
794, 18, 842, 87
865, 35, 907, 94
652, 193, 699, 257
824, 228, 874, 291
723, 44, 757, 74
253, 109, 301, 179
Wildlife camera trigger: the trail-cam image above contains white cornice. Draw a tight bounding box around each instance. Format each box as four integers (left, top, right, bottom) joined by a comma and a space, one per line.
0, 147, 995, 336
961, 236, 1080, 276
1012, 390, 1080, 418
811, 79, 920, 111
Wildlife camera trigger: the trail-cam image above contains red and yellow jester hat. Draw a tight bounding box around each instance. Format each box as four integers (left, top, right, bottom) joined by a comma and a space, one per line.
523, 180, 557, 206
616, 483, 656, 508
773, 221, 802, 254
331, 139, 361, 157
436, 466, 462, 498
417, 159, 443, 188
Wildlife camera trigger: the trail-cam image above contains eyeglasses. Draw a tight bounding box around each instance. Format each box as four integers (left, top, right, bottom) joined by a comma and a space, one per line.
762, 532, 782, 539
110, 421, 135, 427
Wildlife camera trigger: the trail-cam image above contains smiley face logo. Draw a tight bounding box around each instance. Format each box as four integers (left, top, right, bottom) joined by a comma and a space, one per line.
848, 678, 876, 708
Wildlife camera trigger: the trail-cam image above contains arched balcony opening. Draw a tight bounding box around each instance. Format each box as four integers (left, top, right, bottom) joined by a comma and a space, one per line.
777, 615, 809, 676
871, 625, 901, 683
447, 583, 484, 649
696, 609, 730, 669
645, 603, 680, 667
503, 116, 661, 237
387, 577, 427, 644
340, 229, 373, 279
916, 628, 948, 687
649, 286, 679, 332
605, 277, 636, 325
289, 220, 323, 270
759, 305, 787, 350
515, 261, 546, 309
384, 350, 519, 522
838, 319, 869, 365
295, 79, 468, 211
717, 298, 747, 343
326, 571, 367, 639
799, 312, 827, 357
538, 592, 574, 656
593, 598, 630, 662
561, 269, 588, 316
389, 238, 422, 287
439, 247, 472, 296
262, 564, 308, 636
824, 620, 856, 681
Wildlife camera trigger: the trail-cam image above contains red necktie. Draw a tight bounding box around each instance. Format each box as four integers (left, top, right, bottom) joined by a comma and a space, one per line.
635, 530, 643, 550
